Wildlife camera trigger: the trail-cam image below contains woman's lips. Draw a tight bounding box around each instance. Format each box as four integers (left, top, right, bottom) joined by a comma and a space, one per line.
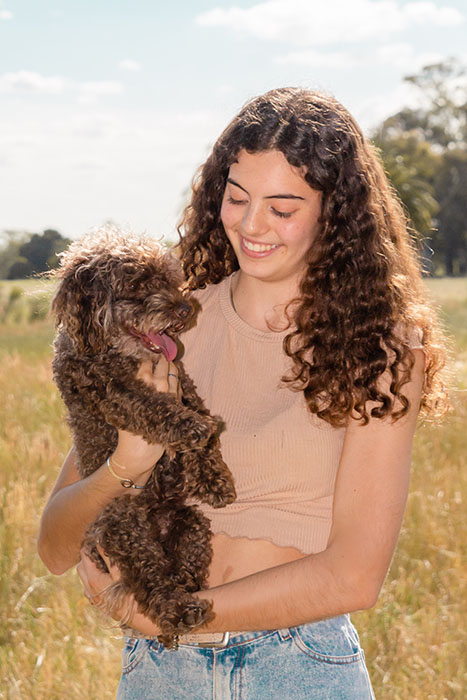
239, 235, 281, 258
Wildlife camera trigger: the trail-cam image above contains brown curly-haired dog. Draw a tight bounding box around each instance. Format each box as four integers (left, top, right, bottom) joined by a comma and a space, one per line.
51, 228, 236, 648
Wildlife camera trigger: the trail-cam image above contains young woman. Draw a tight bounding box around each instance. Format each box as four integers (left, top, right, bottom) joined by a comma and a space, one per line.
38, 87, 448, 699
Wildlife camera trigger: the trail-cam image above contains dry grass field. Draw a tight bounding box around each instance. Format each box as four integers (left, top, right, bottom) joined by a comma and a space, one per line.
0, 277, 465, 699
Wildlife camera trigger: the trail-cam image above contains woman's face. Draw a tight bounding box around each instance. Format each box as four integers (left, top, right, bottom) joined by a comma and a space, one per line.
220, 149, 322, 287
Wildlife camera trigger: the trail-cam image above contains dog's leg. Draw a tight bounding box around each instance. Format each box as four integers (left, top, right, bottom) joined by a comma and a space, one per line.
177, 364, 211, 416
100, 381, 217, 449
151, 506, 215, 643
179, 438, 236, 507
84, 495, 215, 643
156, 587, 214, 641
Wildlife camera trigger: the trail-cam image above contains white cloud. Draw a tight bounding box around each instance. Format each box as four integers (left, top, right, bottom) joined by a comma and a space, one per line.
375, 42, 442, 70
72, 157, 107, 171
196, 0, 464, 46
218, 83, 234, 95
80, 81, 123, 96
118, 59, 142, 72
353, 80, 423, 131
404, 1, 462, 25
70, 114, 120, 140
77, 81, 124, 105
0, 70, 68, 93
0, 103, 229, 239
276, 42, 443, 72
0, 72, 124, 105
0, 9, 12, 20
276, 49, 359, 68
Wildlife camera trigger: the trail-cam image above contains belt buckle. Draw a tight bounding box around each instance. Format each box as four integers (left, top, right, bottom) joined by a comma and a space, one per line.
196, 632, 230, 648
177, 632, 231, 648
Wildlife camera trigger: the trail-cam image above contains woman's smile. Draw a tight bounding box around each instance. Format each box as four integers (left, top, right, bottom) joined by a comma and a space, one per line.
240, 235, 281, 257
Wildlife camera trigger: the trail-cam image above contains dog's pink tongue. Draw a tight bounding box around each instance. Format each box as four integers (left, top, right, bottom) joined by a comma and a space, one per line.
149, 332, 178, 361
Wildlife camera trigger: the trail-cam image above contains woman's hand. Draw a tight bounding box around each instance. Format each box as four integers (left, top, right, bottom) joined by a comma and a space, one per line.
110, 357, 180, 482
76, 547, 121, 615
77, 547, 134, 622
77, 547, 161, 634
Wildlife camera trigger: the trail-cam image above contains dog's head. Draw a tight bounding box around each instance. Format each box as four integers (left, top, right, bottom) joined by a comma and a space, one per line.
51, 228, 193, 359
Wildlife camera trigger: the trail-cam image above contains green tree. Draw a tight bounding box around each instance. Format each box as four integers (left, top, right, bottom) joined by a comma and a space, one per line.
0, 230, 31, 279
7, 257, 34, 279
373, 58, 467, 275
403, 58, 467, 148
434, 149, 467, 275
373, 130, 440, 235
2, 229, 72, 279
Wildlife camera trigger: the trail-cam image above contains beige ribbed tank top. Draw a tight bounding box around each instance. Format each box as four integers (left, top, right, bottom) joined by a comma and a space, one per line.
181, 274, 349, 554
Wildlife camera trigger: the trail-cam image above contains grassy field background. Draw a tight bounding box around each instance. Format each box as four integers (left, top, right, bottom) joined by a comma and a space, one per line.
0, 277, 466, 699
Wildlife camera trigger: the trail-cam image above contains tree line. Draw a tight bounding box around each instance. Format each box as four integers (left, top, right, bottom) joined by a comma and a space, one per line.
372, 58, 466, 276
0, 59, 465, 279
0, 229, 71, 279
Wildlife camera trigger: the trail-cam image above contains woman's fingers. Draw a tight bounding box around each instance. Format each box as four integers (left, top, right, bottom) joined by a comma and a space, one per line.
167, 362, 180, 398
77, 550, 113, 606
115, 357, 180, 473
77, 550, 137, 623
136, 359, 155, 385
139, 356, 179, 397
96, 544, 121, 581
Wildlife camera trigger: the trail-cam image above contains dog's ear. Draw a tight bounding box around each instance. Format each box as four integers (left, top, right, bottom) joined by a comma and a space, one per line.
51, 266, 112, 353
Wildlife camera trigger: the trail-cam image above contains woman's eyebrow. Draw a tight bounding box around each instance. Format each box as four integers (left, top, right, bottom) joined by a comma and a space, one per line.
227, 177, 248, 193
227, 177, 305, 200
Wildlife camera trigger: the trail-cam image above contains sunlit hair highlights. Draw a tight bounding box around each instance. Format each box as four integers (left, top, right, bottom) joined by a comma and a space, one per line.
178, 87, 449, 426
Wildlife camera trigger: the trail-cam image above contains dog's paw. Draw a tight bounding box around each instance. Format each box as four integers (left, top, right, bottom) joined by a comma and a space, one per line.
188, 415, 217, 445
177, 598, 213, 631
197, 474, 237, 508
157, 597, 214, 644
169, 415, 217, 449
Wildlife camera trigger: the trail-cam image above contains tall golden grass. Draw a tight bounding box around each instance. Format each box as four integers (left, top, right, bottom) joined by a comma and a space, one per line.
0, 278, 465, 699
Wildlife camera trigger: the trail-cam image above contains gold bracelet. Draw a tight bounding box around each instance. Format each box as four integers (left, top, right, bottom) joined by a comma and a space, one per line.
106, 457, 145, 490
110, 455, 129, 472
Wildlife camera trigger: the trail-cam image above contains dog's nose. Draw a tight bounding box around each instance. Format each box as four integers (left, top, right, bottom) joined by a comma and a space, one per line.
174, 303, 191, 320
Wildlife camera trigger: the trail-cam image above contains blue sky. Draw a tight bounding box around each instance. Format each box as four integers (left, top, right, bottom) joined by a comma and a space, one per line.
0, 0, 466, 241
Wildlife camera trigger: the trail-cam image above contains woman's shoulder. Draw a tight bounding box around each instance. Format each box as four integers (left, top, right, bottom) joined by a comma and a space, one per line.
393, 320, 424, 350
380, 320, 427, 371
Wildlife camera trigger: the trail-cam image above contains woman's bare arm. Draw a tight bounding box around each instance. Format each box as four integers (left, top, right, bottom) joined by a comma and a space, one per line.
38, 449, 109, 574
37, 359, 176, 575
118, 349, 425, 635
37, 443, 157, 575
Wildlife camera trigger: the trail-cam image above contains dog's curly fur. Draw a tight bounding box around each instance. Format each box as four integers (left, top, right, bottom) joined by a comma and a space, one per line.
51, 227, 236, 647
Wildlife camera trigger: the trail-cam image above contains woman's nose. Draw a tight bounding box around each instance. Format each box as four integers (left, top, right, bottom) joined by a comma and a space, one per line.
241, 203, 268, 237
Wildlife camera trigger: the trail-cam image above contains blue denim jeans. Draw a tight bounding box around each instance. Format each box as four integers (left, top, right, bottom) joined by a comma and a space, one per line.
116, 614, 375, 699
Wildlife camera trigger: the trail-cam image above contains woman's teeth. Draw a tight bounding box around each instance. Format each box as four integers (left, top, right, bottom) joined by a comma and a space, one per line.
243, 239, 279, 252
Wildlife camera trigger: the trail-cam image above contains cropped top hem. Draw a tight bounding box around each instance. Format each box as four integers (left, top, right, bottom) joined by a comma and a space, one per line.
204, 507, 332, 555
208, 529, 310, 556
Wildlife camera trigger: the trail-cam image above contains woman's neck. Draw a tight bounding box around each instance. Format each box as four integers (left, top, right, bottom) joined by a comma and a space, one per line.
230, 272, 300, 332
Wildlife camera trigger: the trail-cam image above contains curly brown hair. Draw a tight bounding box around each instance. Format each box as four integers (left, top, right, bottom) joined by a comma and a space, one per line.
178, 87, 449, 426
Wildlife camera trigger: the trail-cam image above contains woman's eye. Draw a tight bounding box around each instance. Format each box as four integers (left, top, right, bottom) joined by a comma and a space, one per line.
228, 195, 246, 205
272, 208, 293, 219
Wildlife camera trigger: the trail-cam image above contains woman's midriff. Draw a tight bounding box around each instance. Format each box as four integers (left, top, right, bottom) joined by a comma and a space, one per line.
206, 532, 307, 587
